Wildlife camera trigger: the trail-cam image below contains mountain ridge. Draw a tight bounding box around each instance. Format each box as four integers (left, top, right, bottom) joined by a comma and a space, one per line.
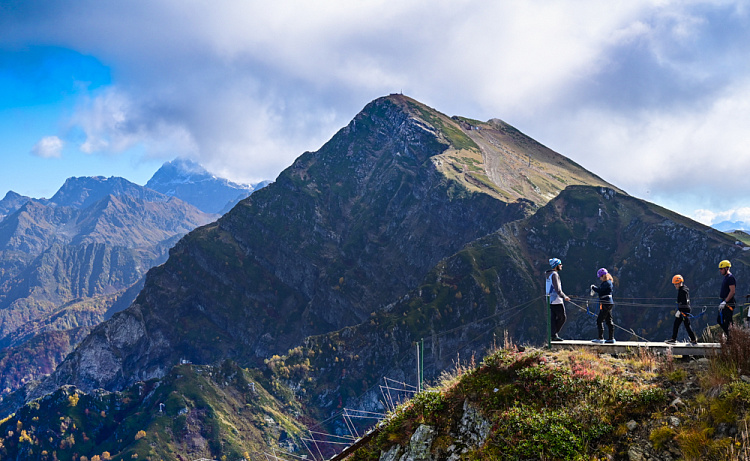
0, 177, 216, 396
27, 94, 620, 399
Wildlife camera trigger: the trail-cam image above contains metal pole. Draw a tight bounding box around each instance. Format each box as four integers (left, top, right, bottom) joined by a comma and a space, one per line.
416, 343, 422, 392
419, 338, 424, 391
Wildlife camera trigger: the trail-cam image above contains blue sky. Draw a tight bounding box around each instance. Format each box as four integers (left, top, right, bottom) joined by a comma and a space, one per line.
1, 1, 749, 225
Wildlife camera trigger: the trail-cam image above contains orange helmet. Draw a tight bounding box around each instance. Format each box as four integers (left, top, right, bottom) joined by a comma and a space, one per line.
672, 274, 684, 284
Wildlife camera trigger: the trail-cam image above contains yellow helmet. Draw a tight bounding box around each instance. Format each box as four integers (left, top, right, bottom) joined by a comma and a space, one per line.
672, 274, 684, 284
719, 260, 732, 269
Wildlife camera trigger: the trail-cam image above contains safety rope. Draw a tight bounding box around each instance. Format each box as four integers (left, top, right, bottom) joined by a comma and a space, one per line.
566, 299, 652, 343
570, 296, 750, 314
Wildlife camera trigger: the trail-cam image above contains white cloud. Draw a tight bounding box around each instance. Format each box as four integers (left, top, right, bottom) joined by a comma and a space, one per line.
73, 87, 198, 158
31, 136, 63, 158
692, 207, 750, 226
5, 0, 750, 206
531, 75, 750, 210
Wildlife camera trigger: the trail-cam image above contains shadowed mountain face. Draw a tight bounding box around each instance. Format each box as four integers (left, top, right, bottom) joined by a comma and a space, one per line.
36, 95, 618, 395
259, 186, 749, 420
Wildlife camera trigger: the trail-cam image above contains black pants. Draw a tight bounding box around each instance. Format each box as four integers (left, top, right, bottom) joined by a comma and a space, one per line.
672, 306, 696, 342
717, 304, 735, 337
550, 303, 567, 336
597, 303, 614, 340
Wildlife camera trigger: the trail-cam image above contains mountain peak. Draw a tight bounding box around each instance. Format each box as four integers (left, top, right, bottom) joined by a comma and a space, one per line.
0, 191, 31, 219
146, 158, 257, 214
149, 158, 212, 183
48, 176, 167, 209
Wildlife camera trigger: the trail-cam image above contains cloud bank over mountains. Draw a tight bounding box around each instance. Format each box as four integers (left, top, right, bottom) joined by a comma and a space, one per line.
2, 0, 749, 222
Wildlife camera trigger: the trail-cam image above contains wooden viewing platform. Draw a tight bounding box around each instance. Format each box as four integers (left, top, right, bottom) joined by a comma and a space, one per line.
549, 340, 720, 356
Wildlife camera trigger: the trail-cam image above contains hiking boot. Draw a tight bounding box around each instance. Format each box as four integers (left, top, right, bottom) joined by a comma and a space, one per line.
605, 338, 616, 344
665, 339, 677, 344
591, 339, 604, 343
551, 335, 564, 342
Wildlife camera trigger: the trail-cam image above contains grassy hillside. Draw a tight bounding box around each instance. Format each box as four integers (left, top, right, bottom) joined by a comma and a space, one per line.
728, 230, 750, 246
346, 330, 750, 461
0, 361, 304, 460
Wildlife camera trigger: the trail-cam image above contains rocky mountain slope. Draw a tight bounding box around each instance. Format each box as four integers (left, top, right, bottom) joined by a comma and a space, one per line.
146, 158, 268, 214
31, 94, 618, 398
0, 177, 215, 395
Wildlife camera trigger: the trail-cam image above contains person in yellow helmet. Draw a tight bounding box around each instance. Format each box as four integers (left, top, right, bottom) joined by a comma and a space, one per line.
665, 274, 697, 345
717, 260, 736, 340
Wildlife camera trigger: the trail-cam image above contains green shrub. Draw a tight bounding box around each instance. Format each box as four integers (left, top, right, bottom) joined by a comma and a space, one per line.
488, 406, 585, 460
411, 390, 446, 420
649, 425, 676, 450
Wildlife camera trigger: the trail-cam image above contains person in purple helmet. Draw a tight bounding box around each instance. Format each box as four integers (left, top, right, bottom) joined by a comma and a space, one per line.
590, 268, 616, 343
545, 258, 570, 341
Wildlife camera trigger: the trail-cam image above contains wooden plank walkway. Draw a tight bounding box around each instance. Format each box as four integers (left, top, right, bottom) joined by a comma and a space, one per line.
549, 339, 719, 356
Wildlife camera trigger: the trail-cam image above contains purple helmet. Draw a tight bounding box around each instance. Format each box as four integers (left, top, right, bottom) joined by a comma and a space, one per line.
596, 268, 608, 278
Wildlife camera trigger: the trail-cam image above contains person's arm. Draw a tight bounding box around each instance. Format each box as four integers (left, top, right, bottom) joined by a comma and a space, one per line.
726, 284, 736, 302
552, 272, 568, 300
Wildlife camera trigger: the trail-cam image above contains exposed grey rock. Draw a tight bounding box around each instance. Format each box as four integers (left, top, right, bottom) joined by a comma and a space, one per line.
669, 397, 686, 409
456, 400, 491, 447
380, 445, 402, 461
626, 420, 638, 431
399, 424, 435, 461
628, 445, 647, 461
668, 416, 680, 427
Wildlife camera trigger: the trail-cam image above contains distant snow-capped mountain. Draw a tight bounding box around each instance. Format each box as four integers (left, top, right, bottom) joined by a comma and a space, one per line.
146, 158, 269, 214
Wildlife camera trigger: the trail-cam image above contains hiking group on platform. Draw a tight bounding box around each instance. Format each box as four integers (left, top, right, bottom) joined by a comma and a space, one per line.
545, 258, 744, 343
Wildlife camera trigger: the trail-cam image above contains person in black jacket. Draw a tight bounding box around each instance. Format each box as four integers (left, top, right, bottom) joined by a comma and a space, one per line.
591, 268, 616, 343
717, 260, 736, 340
666, 274, 697, 344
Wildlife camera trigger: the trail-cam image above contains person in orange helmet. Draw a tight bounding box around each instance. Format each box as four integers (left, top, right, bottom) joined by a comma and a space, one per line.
665, 274, 697, 345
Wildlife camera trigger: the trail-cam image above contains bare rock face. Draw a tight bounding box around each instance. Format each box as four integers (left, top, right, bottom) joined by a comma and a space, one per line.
377, 403, 490, 461
399, 424, 435, 461
456, 400, 491, 447
29, 305, 170, 399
